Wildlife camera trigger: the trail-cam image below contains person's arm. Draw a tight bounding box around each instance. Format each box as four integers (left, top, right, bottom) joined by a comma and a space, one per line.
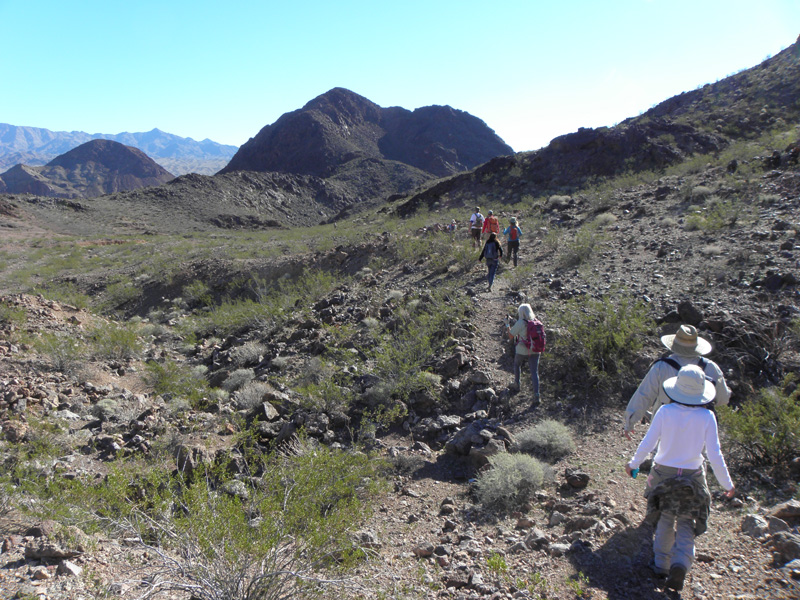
497, 241, 503, 257
709, 362, 732, 407
628, 408, 664, 468
623, 363, 663, 437
704, 412, 734, 493
478, 245, 485, 261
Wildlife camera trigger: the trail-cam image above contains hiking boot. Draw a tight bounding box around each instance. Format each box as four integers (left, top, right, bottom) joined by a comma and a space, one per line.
531, 393, 541, 407
665, 564, 686, 591
509, 383, 520, 394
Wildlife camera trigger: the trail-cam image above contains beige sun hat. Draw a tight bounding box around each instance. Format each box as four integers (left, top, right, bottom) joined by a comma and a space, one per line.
662, 364, 716, 405
661, 324, 712, 357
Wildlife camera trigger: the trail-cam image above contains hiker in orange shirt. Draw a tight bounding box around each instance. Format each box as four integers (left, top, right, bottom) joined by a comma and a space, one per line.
481, 210, 500, 239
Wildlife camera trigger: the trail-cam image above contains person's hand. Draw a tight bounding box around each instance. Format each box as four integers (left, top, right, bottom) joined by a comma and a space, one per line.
623, 429, 633, 441
724, 486, 736, 499
625, 464, 634, 477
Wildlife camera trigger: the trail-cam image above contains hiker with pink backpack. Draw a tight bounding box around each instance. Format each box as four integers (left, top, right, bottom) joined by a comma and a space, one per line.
506, 303, 546, 406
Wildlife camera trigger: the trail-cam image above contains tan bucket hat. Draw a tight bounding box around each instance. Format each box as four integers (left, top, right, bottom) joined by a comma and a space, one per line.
661, 324, 712, 357
663, 364, 716, 405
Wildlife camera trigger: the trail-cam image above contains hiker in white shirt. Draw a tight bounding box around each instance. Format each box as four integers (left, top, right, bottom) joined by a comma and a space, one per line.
626, 365, 735, 591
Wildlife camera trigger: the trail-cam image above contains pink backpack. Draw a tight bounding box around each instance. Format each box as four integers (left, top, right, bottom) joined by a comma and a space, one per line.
523, 319, 546, 353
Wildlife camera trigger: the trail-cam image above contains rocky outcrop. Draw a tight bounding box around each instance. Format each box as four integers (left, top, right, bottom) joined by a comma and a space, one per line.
0, 139, 174, 198
220, 88, 512, 179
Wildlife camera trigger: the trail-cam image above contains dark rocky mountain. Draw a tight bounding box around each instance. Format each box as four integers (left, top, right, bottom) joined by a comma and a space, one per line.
0, 124, 237, 175
220, 88, 513, 178
0, 139, 174, 198
395, 36, 800, 216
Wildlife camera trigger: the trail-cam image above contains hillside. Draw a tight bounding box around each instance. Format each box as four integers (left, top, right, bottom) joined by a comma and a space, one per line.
0, 139, 175, 199
0, 124, 237, 176
0, 41, 799, 600
221, 87, 513, 178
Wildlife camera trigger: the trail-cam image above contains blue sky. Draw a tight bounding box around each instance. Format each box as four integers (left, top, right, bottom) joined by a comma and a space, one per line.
1, 0, 798, 152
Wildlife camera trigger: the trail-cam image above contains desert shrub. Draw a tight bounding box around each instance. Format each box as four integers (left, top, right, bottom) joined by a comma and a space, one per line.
87, 321, 142, 360
546, 195, 571, 211
474, 453, 544, 513
222, 368, 255, 393
144, 359, 212, 407
233, 381, 270, 411
23, 446, 385, 600
684, 213, 706, 231
229, 341, 266, 367
183, 279, 213, 307
503, 263, 536, 292
691, 186, 713, 201
0, 301, 26, 327
99, 277, 141, 312
512, 420, 576, 461
593, 212, 617, 227
718, 375, 800, 467
558, 224, 606, 268
33, 332, 84, 374
32, 282, 91, 310
90, 398, 120, 422
551, 293, 653, 391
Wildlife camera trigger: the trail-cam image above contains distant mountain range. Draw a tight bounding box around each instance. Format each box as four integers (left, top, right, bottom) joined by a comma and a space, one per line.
0, 124, 237, 176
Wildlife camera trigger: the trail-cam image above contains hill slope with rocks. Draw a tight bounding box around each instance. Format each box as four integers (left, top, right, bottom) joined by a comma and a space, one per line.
0, 139, 175, 199
0, 40, 799, 600
0, 124, 237, 176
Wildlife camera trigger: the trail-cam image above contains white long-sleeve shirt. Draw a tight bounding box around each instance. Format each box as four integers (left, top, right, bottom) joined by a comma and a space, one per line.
629, 403, 734, 491
624, 353, 730, 432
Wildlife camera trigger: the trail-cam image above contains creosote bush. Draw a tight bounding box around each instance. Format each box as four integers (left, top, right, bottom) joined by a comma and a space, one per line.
144, 359, 213, 408
551, 293, 653, 392
87, 321, 142, 360
16, 445, 387, 600
718, 374, 800, 467
474, 453, 544, 513
512, 420, 576, 461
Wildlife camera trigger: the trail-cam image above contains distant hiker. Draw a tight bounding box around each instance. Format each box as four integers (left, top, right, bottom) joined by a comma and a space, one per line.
482, 209, 501, 238
447, 219, 457, 236
624, 324, 730, 442
506, 303, 545, 406
625, 365, 735, 591
470, 207, 485, 248
478, 232, 503, 292
502, 217, 522, 266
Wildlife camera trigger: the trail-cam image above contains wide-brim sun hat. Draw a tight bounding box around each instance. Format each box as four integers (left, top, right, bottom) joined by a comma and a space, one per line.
663, 364, 715, 405
661, 324, 712, 356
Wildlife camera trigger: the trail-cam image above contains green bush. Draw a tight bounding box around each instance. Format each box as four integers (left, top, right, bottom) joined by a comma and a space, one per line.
512, 420, 576, 461
222, 368, 255, 393
33, 332, 85, 374
144, 359, 212, 408
0, 301, 26, 327
87, 321, 142, 360
474, 453, 544, 513
551, 293, 653, 391
718, 376, 800, 467
12, 444, 386, 600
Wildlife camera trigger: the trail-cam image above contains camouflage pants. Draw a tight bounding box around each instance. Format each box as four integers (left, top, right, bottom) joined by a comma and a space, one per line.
644, 464, 711, 572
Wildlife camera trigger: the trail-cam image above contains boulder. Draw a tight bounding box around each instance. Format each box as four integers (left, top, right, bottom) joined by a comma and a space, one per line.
741, 514, 770, 539
768, 499, 800, 524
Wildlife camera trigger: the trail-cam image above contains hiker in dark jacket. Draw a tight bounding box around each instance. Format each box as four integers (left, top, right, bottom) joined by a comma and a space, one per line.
478, 232, 503, 292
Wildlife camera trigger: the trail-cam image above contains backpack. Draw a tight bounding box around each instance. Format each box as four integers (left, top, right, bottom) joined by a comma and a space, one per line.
523, 319, 546, 353
484, 241, 498, 260
474, 214, 484, 229
656, 356, 716, 385
509, 226, 520, 241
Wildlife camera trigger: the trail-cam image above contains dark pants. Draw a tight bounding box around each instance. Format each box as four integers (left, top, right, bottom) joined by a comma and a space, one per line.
514, 352, 540, 393
506, 240, 519, 266
487, 259, 499, 287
